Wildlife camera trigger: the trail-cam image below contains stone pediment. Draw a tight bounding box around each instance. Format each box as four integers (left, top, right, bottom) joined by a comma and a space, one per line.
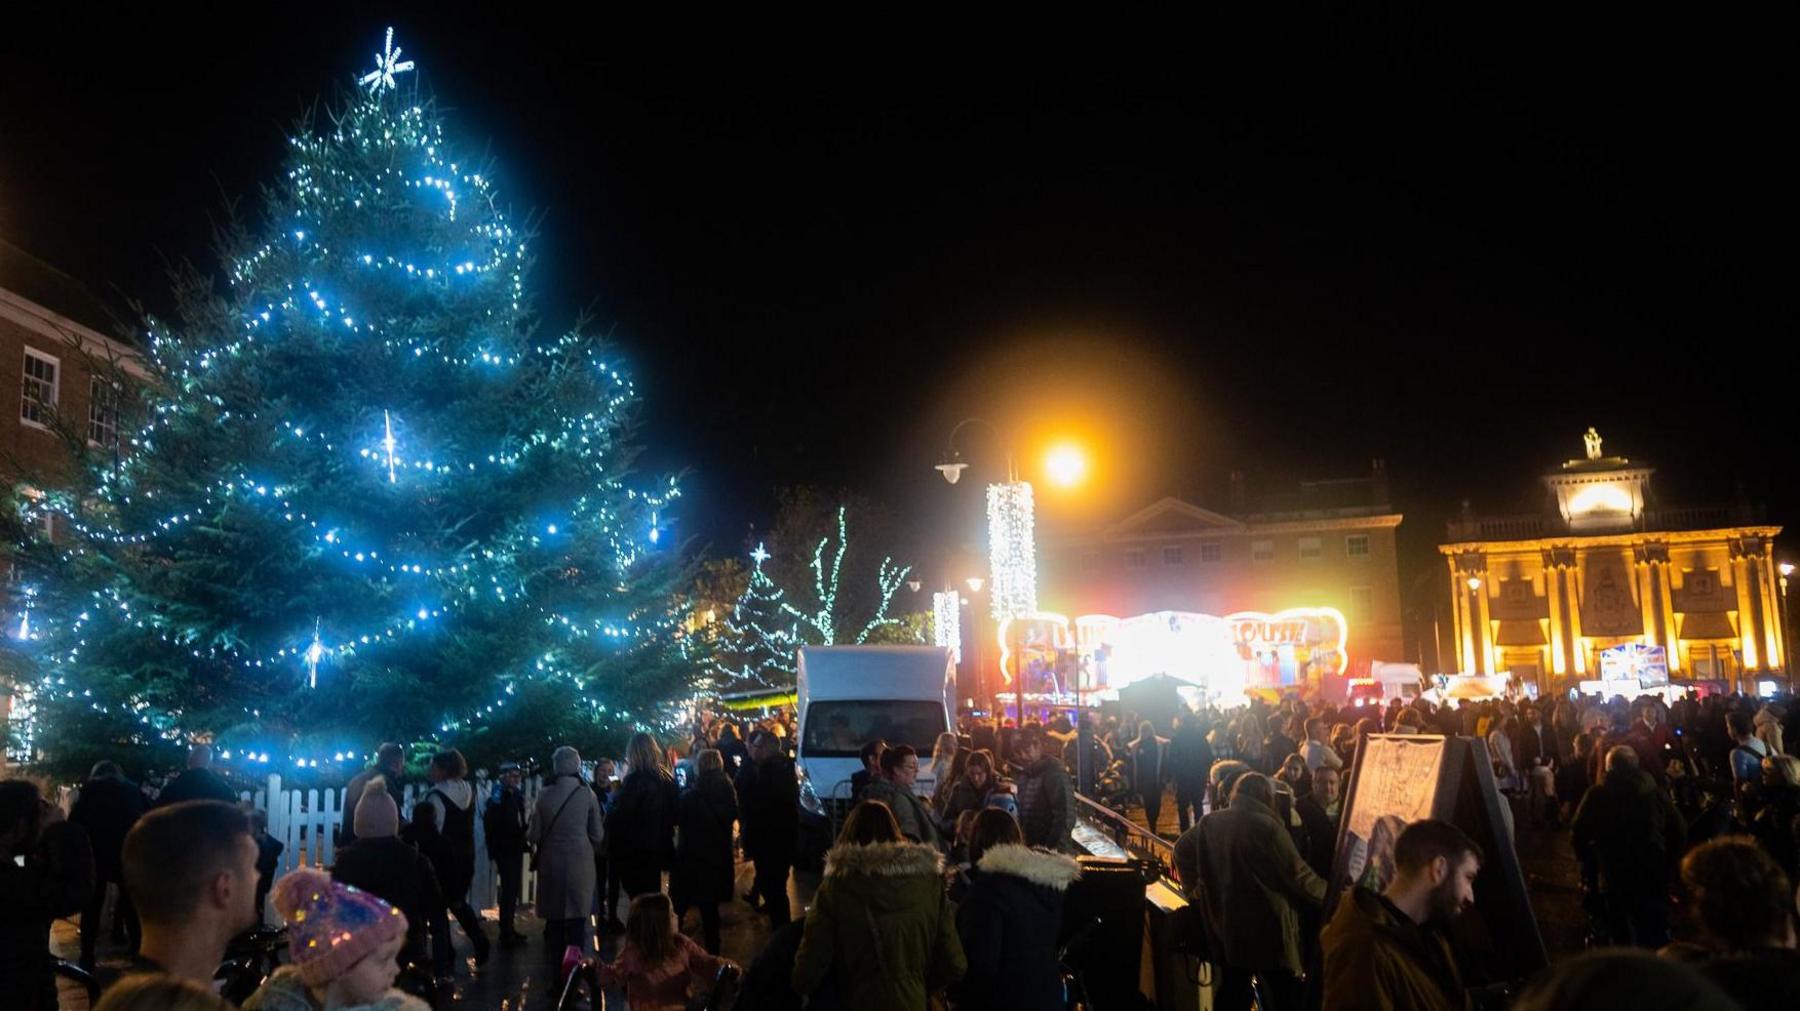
1103, 497, 1245, 538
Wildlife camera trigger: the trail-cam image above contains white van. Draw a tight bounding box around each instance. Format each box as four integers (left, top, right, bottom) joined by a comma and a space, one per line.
794, 645, 956, 818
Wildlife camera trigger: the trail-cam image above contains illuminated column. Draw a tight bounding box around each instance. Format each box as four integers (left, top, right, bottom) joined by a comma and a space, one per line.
1451, 561, 1475, 674
1475, 573, 1496, 676
1758, 550, 1784, 672
1566, 559, 1587, 674
1733, 553, 1759, 675
1658, 562, 1679, 674
986, 481, 1038, 623
1544, 561, 1567, 676
932, 591, 962, 662
1635, 555, 1658, 649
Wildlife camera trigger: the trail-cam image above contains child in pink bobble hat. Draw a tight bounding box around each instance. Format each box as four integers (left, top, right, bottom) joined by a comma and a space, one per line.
244, 867, 428, 1011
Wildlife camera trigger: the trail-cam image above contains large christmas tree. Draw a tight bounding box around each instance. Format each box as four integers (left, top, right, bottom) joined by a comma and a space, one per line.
7, 30, 692, 779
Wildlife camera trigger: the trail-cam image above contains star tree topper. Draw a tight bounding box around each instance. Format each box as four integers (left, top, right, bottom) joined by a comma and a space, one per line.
360, 27, 416, 93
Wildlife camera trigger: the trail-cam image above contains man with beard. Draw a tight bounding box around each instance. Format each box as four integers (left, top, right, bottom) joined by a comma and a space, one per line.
1321, 819, 1481, 1011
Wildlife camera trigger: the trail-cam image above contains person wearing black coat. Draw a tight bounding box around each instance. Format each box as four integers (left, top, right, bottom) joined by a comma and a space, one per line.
332, 778, 442, 971
154, 746, 238, 807
607, 731, 680, 898
482, 762, 530, 945
1, 781, 95, 1011
1571, 746, 1687, 948
735, 730, 800, 927
716, 724, 753, 776
953, 830, 1081, 1011
68, 761, 146, 969
672, 750, 740, 954
1128, 723, 1168, 836
1166, 714, 1215, 833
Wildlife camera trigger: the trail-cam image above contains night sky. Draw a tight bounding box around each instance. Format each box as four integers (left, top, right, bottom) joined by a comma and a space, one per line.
3, 9, 1792, 589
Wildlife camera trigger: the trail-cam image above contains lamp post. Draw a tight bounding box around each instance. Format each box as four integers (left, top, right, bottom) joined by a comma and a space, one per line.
935, 419, 1022, 714
964, 578, 986, 710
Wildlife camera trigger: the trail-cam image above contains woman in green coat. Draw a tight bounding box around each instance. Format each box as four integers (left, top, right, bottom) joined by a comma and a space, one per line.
792, 800, 966, 1011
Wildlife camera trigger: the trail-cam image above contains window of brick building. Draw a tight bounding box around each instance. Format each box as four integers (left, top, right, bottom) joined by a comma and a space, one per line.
1163, 546, 1183, 566
1252, 540, 1274, 563
1350, 586, 1373, 622
1199, 541, 1223, 563
89, 377, 120, 449
1125, 548, 1147, 569
1299, 536, 1323, 560
21, 349, 59, 429
1346, 534, 1370, 558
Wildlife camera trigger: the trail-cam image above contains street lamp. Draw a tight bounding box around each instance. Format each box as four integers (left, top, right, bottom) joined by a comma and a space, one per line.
966, 576, 985, 594
1466, 576, 1482, 592
937, 418, 1012, 484
1044, 442, 1088, 488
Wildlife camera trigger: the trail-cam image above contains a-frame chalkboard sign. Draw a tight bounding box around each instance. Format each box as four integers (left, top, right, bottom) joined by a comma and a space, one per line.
1326, 732, 1549, 985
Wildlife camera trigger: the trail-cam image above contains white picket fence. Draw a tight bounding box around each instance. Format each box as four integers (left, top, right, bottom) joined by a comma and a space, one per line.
243, 773, 546, 925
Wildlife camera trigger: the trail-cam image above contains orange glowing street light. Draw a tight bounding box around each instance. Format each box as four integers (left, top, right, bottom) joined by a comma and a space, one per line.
1044, 442, 1088, 488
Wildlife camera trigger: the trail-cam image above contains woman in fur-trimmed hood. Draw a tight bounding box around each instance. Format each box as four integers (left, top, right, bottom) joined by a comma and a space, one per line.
791, 800, 966, 1011
953, 809, 1082, 1011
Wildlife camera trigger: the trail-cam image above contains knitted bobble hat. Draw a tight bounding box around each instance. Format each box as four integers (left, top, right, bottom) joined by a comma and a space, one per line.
354, 777, 400, 839
271, 867, 408, 986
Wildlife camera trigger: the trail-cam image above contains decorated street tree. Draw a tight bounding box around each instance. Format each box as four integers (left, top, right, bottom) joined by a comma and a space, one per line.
707, 506, 920, 692
5, 31, 691, 779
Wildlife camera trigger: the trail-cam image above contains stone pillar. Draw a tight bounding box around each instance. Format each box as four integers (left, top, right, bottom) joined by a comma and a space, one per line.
1732, 551, 1757, 689
1566, 555, 1587, 675
1758, 548, 1785, 672
1658, 560, 1679, 674
1474, 571, 1494, 676
1543, 555, 1567, 677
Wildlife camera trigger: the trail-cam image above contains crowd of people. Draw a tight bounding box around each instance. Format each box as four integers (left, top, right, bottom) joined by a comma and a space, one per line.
5, 688, 1800, 1009
1120, 688, 1800, 1011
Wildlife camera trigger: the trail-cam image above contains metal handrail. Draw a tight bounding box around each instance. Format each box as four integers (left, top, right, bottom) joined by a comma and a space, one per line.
1074, 791, 1174, 875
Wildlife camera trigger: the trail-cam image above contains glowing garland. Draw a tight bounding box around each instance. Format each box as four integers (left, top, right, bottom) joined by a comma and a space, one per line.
986, 481, 1037, 622
932, 590, 962, 662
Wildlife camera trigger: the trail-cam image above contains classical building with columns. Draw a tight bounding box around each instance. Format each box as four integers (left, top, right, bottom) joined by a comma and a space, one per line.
1440, 430, 1786, 694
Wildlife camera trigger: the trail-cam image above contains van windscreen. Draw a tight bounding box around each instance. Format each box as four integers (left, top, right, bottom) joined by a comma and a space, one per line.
802, 700, 947, 757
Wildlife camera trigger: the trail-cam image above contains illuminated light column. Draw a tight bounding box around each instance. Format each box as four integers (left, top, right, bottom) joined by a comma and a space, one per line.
987, 481, 1038, 623
932, 590, 962, 662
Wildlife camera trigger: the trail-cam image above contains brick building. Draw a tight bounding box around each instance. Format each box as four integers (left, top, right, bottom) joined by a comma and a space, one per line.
1, 240, 144, 764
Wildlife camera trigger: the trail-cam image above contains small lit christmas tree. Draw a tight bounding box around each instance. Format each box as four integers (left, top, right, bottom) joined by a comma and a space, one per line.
708, 544, 800, 691
5, 30, 691, 778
